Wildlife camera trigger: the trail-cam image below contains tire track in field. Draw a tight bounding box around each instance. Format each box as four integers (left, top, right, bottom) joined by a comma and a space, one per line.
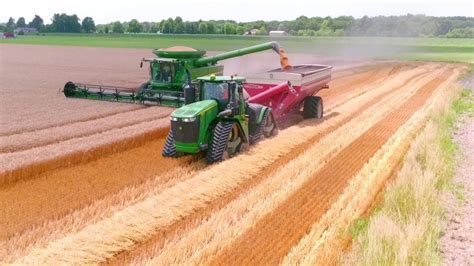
211, 69, 451, 266
105, 65, 428, 264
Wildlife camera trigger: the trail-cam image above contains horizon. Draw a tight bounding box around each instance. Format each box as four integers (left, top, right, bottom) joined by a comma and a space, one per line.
2, 0, 473, 24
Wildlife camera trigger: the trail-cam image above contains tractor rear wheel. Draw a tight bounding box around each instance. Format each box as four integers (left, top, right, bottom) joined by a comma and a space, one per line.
162, 129, 177, 157
249, 110, 269, 144
206, 121, 242, 164
263, 111, 278, 138
303, 96, 323, 119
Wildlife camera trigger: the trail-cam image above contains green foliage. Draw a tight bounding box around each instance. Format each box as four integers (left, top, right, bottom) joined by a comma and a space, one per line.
174, 16, 184, 34
198, 22, 208, 34
104, 26, 109, 34
81, 17, 96, 33
16, 17, 26, 28
236, 25, 245, 35
224, 22, 236, 35
127, 19, 142, 33
150, 22, 160, 33
6, 17, 15, 33
28, 15, 44, 31
51, 13, 81, 33
349, 218, 369, 238
112, 21, 124, 33
257, 26, 268, 35
446, 28, 474, 38
162, 18, 173, 34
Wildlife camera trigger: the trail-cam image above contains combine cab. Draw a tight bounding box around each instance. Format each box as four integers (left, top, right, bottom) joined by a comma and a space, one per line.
63, 42, 287, 107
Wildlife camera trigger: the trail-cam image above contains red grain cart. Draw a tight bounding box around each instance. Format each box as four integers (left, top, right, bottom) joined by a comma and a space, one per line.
244, 64, 332, 121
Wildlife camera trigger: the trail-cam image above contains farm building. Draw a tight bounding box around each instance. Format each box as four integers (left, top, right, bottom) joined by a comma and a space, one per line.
14, 27, 38, 34
269, 30, 287, 36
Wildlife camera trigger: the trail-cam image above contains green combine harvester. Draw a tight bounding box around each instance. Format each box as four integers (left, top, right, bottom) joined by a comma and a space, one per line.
162, 75, 278, 163
63, 42, 284, 107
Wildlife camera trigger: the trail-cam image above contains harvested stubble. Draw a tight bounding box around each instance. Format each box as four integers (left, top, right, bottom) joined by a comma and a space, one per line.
0, 101, 143, 137
0, 107, 172, 153
138, 65, 436, 265
211, 68, 453, 265
282, 66, 462, 265
10, 64, 432, 264
0, 115, 170, 185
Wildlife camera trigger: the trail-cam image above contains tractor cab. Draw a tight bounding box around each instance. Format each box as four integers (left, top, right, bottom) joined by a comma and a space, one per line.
198, 75, 246, 114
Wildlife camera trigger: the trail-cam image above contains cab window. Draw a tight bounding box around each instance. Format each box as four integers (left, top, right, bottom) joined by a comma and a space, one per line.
155, 62, 174, 83
202, 82, 229, 104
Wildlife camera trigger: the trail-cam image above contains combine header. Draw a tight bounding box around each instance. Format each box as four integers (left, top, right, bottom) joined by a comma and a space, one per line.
63, 42, 289, 107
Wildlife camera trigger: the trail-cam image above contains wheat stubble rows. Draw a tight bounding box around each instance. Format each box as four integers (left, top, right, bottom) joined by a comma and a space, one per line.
0, 59, 462, 264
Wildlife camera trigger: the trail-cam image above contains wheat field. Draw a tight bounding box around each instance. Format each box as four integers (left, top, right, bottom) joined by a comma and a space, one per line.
0, 45, 467, 265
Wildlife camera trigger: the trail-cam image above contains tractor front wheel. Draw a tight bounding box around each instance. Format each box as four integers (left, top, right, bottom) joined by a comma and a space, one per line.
162, 129, 177, 157
303, 96, 323, 119
206, 121, 242, 164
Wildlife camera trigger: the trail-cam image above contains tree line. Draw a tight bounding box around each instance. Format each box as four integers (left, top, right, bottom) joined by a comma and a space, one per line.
2, 14, 473, 38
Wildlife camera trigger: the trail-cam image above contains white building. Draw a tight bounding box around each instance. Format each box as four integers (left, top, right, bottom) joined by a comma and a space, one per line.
269, 30, 287, 37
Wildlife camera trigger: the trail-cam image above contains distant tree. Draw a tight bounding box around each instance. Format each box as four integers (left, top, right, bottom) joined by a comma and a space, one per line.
5, 17, 15, 33
150, 22, 160, 33
104, 25, 109, 34
141, 21, 151, 33
17, 17, 26, 27
446, 27, 474, 38
162, 20, 173, 33
127, 19, 142, 33
51, 13, 81, 32
236, 25, 245, 35
28, 15, 44, 31
224, 22, 236, 34
184, 21, 198, 34
82, 17, 96, 33
257, 26, 268, 35
198, 22, 208, 34
207, 22, 215, 34
112, 21, 124, 33
173, 16, 184, 34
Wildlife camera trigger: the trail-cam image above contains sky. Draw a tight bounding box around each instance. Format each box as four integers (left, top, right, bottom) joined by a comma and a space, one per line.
2, 0, 473, 24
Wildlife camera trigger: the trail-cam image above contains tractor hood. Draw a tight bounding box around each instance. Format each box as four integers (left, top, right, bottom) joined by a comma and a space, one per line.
171, 100, 217, 118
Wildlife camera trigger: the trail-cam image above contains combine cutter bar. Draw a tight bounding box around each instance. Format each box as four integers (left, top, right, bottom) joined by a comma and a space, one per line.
63, 81, 185, 107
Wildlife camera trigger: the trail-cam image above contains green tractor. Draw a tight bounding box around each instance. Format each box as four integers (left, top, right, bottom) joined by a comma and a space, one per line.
162, 75, 277, 163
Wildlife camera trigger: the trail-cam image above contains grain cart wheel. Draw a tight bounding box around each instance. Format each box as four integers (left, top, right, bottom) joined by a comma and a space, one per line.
162, 129, 177, 157
263, 111, 278, 138
249, 110, 269, 144
303, 96, 323, 119
206, 121, 241, 164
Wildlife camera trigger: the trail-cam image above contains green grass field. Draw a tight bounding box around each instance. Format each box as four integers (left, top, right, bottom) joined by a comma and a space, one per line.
1, 33, 473, 63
